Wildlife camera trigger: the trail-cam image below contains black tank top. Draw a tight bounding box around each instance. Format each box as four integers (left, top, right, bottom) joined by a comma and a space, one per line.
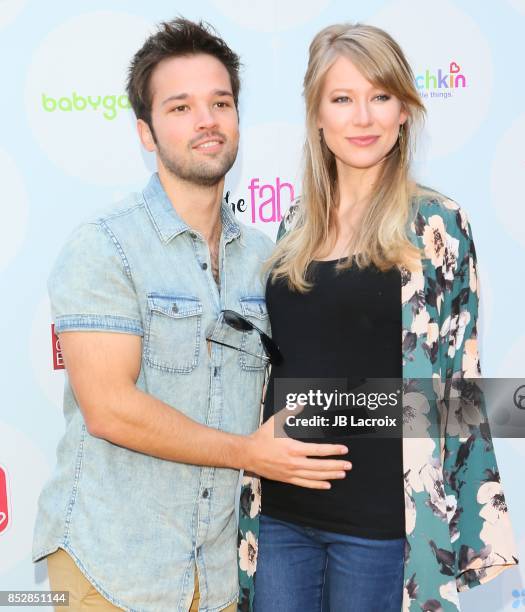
260, 257, 405, 539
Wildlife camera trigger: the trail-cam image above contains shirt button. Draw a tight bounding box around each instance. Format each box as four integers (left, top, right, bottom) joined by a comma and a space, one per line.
201, 263, 208, 270
172, 303, 178, 313
202, 489, 209, 499
189, 232, 197, 239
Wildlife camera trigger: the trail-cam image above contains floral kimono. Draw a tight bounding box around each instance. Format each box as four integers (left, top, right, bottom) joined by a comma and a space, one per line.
237, 189, 519, 611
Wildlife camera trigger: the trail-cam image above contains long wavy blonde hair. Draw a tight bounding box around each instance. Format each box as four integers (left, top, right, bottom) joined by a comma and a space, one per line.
267, 23, 428, 292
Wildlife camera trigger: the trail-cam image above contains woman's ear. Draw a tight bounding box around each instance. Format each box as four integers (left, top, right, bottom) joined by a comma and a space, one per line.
399, 105, 409, 127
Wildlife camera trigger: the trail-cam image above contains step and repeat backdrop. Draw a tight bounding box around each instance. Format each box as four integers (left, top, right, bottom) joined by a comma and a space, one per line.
1, 0, 525, 610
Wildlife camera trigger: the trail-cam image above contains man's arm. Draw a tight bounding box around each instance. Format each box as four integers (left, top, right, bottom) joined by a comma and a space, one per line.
59, 330, 352, 489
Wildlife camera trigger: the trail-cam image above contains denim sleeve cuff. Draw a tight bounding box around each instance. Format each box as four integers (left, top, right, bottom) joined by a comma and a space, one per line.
54, 314, 144, 336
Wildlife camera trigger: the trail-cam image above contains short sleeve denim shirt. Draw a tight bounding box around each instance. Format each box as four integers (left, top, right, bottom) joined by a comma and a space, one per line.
33, 173, 275, 612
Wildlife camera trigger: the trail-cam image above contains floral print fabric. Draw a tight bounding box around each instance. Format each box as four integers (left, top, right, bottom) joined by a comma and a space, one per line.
237, 190, 519, 611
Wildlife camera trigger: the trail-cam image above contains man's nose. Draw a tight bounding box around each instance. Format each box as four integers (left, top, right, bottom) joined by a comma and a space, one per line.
195, 105, 218, 131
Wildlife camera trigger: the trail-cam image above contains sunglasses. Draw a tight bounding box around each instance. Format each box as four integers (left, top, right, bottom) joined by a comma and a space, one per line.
206, 309, 283, 366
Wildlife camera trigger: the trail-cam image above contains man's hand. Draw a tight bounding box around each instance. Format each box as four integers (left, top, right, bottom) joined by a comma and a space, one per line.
243, 410, 352, 489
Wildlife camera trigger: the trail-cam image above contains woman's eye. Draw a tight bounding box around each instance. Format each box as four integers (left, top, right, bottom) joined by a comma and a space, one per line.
331, 94, 391, 103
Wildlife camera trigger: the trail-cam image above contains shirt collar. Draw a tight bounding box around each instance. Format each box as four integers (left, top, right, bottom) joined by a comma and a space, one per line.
143, 172, 241, 244
219, 192, 242, 243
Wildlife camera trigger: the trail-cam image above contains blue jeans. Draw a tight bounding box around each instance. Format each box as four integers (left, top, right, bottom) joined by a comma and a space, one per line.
253, 514, 405, 612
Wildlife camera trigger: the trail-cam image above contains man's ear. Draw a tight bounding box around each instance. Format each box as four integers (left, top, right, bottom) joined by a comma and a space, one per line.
137, 119, 156, 152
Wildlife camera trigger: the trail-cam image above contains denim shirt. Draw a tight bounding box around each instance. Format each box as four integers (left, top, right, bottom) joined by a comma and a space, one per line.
33, 173, 275, 612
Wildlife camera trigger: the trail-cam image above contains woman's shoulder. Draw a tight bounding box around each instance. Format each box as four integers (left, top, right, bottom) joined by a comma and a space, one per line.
277, 199, 301, 241
278, 186, 474, 243
411, 183, 472, 243
412, 183, 461, 214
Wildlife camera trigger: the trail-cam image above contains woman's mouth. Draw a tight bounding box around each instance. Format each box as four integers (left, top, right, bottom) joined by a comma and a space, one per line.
346, 136, 379, 147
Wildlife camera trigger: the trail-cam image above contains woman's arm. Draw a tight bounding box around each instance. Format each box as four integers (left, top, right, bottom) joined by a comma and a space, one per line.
440, 207, 519, 591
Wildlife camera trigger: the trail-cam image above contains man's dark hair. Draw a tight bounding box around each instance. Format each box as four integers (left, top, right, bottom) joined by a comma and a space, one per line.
126, 17, 241, 131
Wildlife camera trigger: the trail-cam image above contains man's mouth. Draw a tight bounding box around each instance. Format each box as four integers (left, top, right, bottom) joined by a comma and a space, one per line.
193, 138, 224, 152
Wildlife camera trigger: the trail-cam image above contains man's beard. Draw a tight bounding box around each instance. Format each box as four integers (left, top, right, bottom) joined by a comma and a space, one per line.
156, 136, 238, 187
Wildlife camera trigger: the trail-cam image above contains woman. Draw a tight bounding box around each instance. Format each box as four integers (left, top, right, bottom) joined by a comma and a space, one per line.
238, 23, 519, 612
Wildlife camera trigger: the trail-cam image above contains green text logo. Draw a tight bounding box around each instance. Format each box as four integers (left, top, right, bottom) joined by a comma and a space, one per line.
41, 92, 131, 120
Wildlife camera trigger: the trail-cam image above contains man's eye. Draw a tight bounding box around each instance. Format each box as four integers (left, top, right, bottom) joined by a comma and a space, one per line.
215, 101, 230, 108
172, 105, 188, 112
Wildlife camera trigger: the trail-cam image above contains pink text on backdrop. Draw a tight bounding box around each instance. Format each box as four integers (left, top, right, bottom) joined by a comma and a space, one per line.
248, 178, 295, 223
0, 466, 9, 534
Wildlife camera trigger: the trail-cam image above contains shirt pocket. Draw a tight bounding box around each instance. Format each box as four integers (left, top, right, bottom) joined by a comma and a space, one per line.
144, 294, 202, 373
238, 296, 269, 372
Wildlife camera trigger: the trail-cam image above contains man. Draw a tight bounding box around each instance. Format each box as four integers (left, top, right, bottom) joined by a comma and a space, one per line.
32, 18, 351, 612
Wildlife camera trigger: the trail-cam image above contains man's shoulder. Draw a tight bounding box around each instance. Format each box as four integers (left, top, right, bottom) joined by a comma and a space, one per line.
52, 192, 147, 273
85, 191, 146, 228
60, 192, 147, 254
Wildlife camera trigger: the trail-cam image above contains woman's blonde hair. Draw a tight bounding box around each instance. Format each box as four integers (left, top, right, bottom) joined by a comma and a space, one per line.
267, 23, 427, 291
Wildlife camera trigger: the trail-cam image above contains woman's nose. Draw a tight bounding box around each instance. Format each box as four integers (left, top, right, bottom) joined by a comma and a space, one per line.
352, 101, 373, 127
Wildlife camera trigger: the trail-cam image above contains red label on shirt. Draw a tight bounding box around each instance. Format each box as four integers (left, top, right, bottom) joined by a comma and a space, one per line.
51, 324, 64, 370
0, 466, 9, 535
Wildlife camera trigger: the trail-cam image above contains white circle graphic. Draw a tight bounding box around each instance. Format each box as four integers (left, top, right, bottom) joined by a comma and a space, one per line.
25, 11, 155, 186
225, 122, 304, 240
371, 0, 493, 159
0, 148, 28, 273
507, 0, 525, 15
496, 334, 525, 379
0, 0, 26, 29
0, 422, 50, 573
490, 112, 525, 250
210, 0, 331, 32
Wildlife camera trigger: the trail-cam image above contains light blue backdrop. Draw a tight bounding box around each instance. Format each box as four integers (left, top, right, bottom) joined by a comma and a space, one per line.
1, 1, 524, 610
